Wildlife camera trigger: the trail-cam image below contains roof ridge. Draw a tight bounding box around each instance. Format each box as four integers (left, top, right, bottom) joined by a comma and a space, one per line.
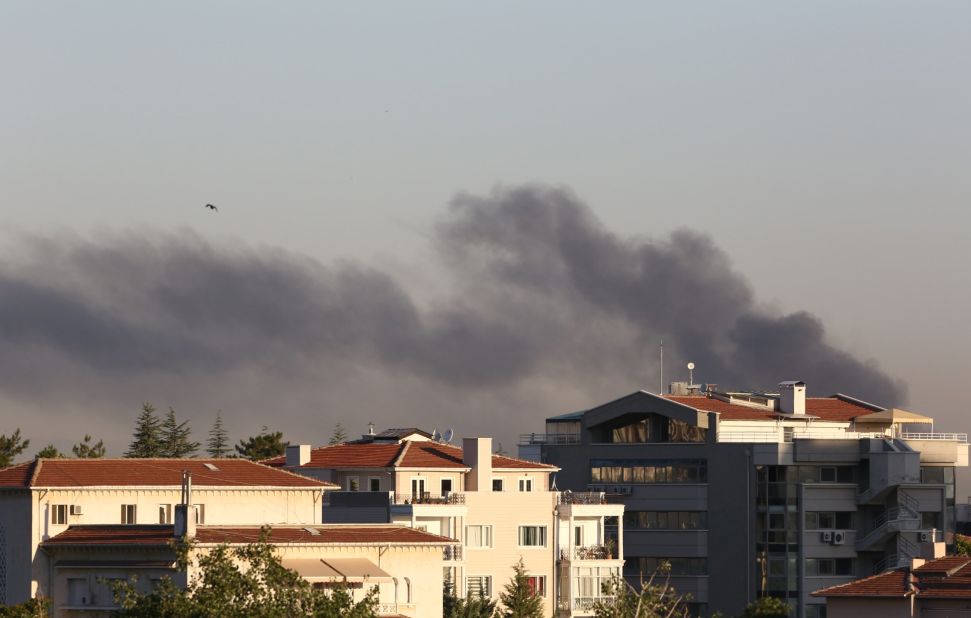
28, 459, 42, 486
812, 567, 909, 597
392, 441, 411, 467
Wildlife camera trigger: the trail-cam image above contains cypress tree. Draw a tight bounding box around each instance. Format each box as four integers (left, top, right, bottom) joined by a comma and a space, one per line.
206, 412, 231, 458
126, 403, 163, 458
160, 408, 199, 458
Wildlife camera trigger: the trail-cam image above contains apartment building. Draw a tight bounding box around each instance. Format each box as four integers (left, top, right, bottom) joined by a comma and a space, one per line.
266, 428, 626, 617
519, 381, 969, 618
0, 458, 333, 606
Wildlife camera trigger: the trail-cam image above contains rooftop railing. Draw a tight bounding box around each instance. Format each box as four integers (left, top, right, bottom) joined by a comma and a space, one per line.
393, 492, 465, 505
518, 433, 580, 445
901, 432, 968, 443
558, 491, 607, 505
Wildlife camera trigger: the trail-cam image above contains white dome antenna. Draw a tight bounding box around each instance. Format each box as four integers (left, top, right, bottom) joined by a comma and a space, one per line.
687, 362, 695, 385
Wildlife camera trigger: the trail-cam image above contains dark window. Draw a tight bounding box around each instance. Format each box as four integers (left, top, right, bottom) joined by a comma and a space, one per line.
441, 479, 453, 494
492, 479, 503, 492
590, 459, 707, 484
819, 467, 837, 482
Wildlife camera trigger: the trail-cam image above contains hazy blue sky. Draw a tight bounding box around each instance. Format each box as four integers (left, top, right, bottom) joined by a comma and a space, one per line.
1, 2, 969, 457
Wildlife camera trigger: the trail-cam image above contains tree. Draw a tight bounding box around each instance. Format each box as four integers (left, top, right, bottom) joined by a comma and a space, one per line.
108, 529, 378, 617
445, 594, 498, 618
741, 597, 790, 618
0, 428, 30, 467
497, 558, 543, 617
592, 568, 689, 618
0, 596, 51, 617
206, 412, 231, 458
236, 426, 288, 460
328, 422, 348, 445
160, 408, 199, 458
35, 444, 64, 458
126, 403, 163, 458
73, 434, 106, 458
954, 533, 971, 556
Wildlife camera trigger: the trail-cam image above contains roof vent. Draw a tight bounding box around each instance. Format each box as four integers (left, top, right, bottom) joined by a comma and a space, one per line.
303, 527, 321, 536
203, 463, 220, 471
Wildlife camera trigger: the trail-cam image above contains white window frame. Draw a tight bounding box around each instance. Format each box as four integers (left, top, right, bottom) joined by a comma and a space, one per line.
194, 504, 206, 524
518, 524, 548, 548
466, 575, 493, 598
465, 524, 494, 549
411, 477, 426, 501
158, 504, 172, 524
519, 478, 533, 492
51, 504, 68, 525
525, 574, 547, 597
121, 504, 137, 524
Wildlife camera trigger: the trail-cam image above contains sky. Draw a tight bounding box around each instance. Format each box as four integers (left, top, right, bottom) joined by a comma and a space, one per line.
0, 2, 969, 466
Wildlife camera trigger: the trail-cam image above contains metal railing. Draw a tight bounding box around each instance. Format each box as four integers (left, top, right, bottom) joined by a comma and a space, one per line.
559, 544, 616, 561
901, 432, 969, 443
443, 545, 463, 561
558, 491, 607, 505
393, 493, 465, 505
718, 430, 888, 443
374, 602, 415, 614
518, 433, 581, 445
573, 596, 612, 611
856, 507, 920, 550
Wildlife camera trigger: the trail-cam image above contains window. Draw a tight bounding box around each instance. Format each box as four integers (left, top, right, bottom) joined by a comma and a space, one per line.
347, 477, 360, 492
465, 525, 493, 548
624, 511, 707, 530
518, 525, 547, 547
158, 504, 172, 524
804, 511, 854, 530
51, 504, 68, 525
590, 459, 707, 484
441, 479, 453, 495
627, 557, 707, 576
121, 504, 137, 524
805, 558, 854, 576
819, 467, 837, 482
492, 479, 503, 492
369, 477, 381, 492
466, 575, 492, 598
519, 478, 533, 492
194, 504, 205, 524
574, 526, 583, 546
67, 577, 89, 606
411, 478, 426, 500
526, 575, 546, 597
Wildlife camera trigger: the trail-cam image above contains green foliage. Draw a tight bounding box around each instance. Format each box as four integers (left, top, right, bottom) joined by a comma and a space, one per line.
954, 533, 971, 556
592, 569, 689, 618
126, 403, 163, 458
0, 596, 51, 617
73, 434, 106, 458
741, 596, 790, 618
0, 428, 30, 467
206, 412, 231, 458
109, 529, 378, 617
497, 558, 543, 617
236, 426, 288, 460
446, 594, 499, 618
35, 444, 64, 458
328, 422, 348, 445
160, 408, 200, 458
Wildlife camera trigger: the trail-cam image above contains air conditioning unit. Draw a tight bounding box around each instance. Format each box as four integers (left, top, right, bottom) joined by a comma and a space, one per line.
920, 531, 932, 542
821, 531, 833, 543
70, 505, 83, 516
832, 531, 846, 545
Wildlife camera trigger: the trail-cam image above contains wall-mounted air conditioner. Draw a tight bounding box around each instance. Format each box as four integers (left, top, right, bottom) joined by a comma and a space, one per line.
70, 505, 83, 516
821, 531, 833, 543
832, 531, 846, 545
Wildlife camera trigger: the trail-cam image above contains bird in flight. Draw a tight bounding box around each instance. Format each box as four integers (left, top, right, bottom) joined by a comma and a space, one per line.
204, 203, 218, 212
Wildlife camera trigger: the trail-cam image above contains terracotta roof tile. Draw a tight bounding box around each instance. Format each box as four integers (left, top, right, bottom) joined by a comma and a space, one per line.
812, 569, 910, 597
814, 556, 971, 599
43, 525, 174, 546
266, 441, 556, 471
665, 395, 875, 422
0, 458, 334, 489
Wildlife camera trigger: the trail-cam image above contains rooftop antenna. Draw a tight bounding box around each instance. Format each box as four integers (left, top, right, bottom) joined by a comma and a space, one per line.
659, 338, 664, 394
431, 428, 441, 441
687, 362, 695, 385
442, 428, 454, 444
367, 421, 375, 436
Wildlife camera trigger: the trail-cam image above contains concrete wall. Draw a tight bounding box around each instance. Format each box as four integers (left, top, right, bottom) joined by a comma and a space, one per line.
825, 597, 914, 618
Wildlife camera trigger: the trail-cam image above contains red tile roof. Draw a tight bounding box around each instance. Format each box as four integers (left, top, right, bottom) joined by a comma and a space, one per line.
43, 525, 455, 547
265, 441, 556, 471
0, 458, 335, 489
814, 556, 971, 599
665, 395, 875, 422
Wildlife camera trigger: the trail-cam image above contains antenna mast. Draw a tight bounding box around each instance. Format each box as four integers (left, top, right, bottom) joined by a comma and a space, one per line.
659, 338, 664, 394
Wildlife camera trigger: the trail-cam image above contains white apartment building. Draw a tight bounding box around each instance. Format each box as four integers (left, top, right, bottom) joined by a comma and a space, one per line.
0, 457, 332, 606
266, 428, 626, 617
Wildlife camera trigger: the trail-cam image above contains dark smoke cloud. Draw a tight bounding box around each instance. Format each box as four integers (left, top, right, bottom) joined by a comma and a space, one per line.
0, 185, 905, 452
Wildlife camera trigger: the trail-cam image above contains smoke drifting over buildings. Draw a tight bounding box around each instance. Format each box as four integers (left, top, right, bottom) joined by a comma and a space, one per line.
0, 186, 905, 450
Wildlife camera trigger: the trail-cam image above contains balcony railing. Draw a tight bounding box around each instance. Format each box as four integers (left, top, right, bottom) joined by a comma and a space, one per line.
559, 544, 616, 561
901, 432, 969, 443
519, 433, 580, 445
558, 491, 607, 505
443, 545, 463, 561
393, 493, 465, 505
375, 602, 415, 615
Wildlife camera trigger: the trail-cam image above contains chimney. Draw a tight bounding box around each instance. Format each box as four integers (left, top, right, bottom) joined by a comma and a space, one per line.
174, 471, 197, 539
778, 381, 806, 415
286, 444, 312, 467
463, 437, 492, 492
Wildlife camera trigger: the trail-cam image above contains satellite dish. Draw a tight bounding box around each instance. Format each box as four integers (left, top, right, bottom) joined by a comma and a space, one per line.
687, 362, 695, 385
687, 362, 695, 370
442, 428, 454, 444
431, 428, 441, 441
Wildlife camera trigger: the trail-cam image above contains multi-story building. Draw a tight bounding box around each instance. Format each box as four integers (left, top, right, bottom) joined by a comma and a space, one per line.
519, 381, 969, 618
266, 428, 626, 616
0, 458, 333, 607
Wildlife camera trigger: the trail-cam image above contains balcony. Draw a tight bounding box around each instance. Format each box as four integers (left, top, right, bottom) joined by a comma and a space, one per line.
559, 544, 617, 561
558, 492, 607, 505
392, 493, 465, 505
443, 545, 463, 561
519, 433, 580, 445
375, 602, 415, 615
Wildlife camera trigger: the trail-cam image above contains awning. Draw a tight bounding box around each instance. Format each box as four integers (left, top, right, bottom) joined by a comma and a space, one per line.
282, 557, 392, 583
854, 408, 934, 424
55, 560, 175, 569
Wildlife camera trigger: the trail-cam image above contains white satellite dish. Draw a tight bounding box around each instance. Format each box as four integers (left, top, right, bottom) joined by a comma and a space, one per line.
687, 362, 695, 384
687, 362, 695, 370
442, 428, 454, 444
431, 428, 441, 441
